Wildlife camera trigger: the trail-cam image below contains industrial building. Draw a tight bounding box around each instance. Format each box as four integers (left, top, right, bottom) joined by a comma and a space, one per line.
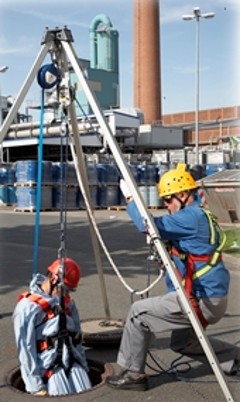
0, 4, 239, 215
0, 4, 239, 164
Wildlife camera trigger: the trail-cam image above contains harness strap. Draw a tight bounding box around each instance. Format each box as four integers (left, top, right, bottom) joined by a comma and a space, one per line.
42, 369, 54, 384
188, 295, 208, 328
184, 256, 208, 328
171, 248, 222, 282
18, 291, 78, 378
171, 206, 226, 284
37, 331, 80, 353
170, 207, 226, 329
37, 336, 59, 353
172, 246, 222, 329
17, 292, 55, 321
37, 340, 49, 352
171, 253, 208, 328
53, 308, 76, 377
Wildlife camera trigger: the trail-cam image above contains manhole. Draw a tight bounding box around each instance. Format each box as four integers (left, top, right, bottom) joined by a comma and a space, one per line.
5, 358, 113, 396
81, 317, 125, 347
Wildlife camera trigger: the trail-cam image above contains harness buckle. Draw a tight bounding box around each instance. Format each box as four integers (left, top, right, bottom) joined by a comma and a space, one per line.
58, 328, 69, 339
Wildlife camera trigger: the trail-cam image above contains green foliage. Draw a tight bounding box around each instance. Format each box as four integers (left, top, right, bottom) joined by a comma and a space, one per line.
222, 227, 240, 258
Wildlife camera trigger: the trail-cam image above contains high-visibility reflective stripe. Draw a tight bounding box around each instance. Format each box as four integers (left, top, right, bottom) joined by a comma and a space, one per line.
202, 208, 216, 245
200, 207, 226, 255
173, 206, 226, 283
193, 261, 218, 280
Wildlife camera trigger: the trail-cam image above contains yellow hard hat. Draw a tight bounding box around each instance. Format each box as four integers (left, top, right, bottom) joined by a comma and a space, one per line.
158, 163, 197, 197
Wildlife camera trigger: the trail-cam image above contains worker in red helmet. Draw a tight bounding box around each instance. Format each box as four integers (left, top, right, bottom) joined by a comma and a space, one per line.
48, 257, 81, 291
12, 257, 91, 396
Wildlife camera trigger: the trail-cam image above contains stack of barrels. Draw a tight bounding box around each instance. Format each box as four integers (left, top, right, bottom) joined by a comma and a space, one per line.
1, 160, 172, 211
0, 163, 16, 205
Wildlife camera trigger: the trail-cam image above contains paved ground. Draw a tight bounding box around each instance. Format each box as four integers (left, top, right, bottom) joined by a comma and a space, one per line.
0, 206, 239, 402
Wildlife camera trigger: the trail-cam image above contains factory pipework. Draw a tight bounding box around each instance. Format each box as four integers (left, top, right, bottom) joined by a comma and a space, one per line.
134, 0, 162, 124
90, 14, 119, 73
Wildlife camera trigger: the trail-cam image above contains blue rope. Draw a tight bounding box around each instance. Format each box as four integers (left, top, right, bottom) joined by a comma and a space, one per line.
32, 89, 45, 277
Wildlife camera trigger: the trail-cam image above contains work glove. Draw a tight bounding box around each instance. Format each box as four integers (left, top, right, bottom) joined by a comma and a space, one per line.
120, 179, 132, 199
34, 389, 48, 396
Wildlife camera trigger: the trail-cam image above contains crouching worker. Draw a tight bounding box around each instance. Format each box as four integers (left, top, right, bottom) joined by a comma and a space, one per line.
106, 164, 240, 391
12, 257, 91, 396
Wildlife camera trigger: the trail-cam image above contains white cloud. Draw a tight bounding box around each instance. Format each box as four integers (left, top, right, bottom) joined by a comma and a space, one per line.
0, 36, 33, 55
7, 8, 89, 29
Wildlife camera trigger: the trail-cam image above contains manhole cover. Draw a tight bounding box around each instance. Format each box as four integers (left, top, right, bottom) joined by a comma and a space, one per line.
81, 317, 124, 347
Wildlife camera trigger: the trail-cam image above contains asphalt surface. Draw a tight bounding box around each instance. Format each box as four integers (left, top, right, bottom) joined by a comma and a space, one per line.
0, 206, 239, 402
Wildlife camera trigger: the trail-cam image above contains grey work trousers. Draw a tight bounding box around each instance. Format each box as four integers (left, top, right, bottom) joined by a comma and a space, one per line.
117, 292, 239, 374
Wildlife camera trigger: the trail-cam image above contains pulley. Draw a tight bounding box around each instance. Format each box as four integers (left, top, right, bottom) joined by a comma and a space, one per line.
37, 63, 61, 89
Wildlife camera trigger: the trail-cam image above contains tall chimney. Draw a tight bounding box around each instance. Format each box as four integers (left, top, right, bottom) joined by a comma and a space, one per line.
134, 0, 162, 124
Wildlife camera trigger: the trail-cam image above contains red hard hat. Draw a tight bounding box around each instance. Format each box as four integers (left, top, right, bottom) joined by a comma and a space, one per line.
48, 257, 81, 290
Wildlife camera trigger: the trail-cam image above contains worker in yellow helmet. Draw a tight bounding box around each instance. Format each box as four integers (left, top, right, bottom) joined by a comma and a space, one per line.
157, 162, 197, 198
106, 163, 239, 391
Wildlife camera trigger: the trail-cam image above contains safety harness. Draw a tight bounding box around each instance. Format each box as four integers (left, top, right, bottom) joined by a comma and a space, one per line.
171, 207, 226, 328
17, 291, 81, 382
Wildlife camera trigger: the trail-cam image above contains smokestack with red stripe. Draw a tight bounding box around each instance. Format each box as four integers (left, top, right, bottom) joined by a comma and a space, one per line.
134, 0, 162, 124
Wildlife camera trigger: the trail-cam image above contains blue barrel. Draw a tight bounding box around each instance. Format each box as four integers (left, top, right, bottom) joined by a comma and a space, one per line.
16, 187, 52, 209
53, 187, 78, 210
106, 164, 120, 184
97, 163, 120, 184
0, 164, 15, 184
89, 185, 98, 208
7, 186, 17, 204
98, 185, 119, 208
158, 162, 169, 179
205, 163, 226, 176
97, 186, 106, 208
148, 164, 158, 185
77, 190, 84, 209
0, 185, 8, 204
77, 187, 98, 209
138, 164, 149, 185
7, 166, 16, 184
52, 162, 77, 185
119, 187, 125, 206
86, 162, 98, 185
138, 185, 149, 206
128, 164, 139, 184
15, 160, 53, 184
0, 167, 8, 184
106, 186, 119, 206
97, 163, 108, 184
148, 185, 159, 208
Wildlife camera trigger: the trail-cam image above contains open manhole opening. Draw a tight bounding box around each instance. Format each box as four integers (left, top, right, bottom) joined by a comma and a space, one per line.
6, 358, 113, 395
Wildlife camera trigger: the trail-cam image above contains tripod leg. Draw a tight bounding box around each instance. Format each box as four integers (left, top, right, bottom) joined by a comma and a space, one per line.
62, 39, 234, 402
0, 43, 51, 144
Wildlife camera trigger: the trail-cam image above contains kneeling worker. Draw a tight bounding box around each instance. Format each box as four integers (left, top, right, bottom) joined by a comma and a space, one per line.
106, 163, 240, 391
12, 257, 91, 396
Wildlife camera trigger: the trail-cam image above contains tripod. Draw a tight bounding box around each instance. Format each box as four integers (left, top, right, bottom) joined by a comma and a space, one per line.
0, 26, 235, 402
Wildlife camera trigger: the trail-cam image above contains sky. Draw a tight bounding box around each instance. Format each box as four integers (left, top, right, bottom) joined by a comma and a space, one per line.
0, 0, 239, 119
